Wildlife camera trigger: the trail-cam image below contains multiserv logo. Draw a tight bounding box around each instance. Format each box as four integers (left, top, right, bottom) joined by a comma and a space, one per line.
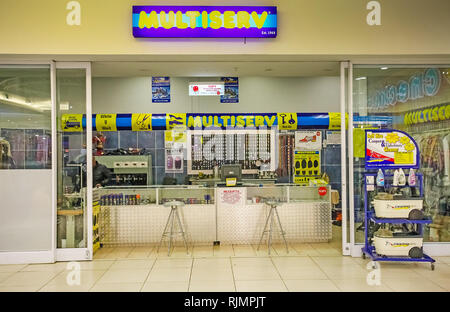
132, 6, 277, 38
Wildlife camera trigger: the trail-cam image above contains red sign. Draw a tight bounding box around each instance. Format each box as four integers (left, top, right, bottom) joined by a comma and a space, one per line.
318, 187, 327, 196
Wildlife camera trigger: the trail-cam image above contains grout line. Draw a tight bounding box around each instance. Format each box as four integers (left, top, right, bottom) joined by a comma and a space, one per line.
269, 257, 289, 292
139, 258, 157, 292
187, 257, 194, 292
229, 256, 237, 292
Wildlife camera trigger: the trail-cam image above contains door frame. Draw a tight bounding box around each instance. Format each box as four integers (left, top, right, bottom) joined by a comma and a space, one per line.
54, 62, 93, 262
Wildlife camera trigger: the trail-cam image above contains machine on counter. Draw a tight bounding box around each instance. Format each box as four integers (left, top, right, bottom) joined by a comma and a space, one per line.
95, 155, 153, 186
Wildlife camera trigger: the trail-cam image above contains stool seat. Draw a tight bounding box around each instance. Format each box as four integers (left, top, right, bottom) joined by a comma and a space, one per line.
163, 200, 185, 207
266, 200, 281, 206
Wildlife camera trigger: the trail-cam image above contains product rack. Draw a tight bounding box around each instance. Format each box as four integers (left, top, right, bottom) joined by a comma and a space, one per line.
361, 171, 436, 270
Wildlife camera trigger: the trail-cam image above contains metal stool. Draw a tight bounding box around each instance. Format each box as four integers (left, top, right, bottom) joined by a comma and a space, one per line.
257, 200, 288, 254
157, 201, 189, 256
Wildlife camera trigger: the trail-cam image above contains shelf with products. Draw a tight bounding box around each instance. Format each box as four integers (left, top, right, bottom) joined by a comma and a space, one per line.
361, 129, 435, 269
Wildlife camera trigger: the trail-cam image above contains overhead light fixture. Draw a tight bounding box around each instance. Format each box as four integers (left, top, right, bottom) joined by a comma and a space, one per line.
380, 67, 388, 70
355, 77, 367, 80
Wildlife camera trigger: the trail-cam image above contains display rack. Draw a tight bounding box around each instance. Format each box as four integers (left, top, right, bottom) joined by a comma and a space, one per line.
361, 129, 436, 270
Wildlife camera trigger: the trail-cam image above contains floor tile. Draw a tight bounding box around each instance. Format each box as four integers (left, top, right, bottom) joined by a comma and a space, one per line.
0, 264, 28, 273
90, 282, 143, 292
232, 257, 273, 267
233, 266, 281, 281
192, 246, 214, 258
235, 280, 287, 292
147, 267, 192, 282
332, 279, 394, 292
271, 256, 317, 267
317, 264, 368, 279
213, 245, 234, 257
0, 271, 58, 287
141, 281, 189, 292
189, 279, 236, 292
276, 266, 328, 280
411, 262, 450, 280
152, 258, 192, 269
284, 279, 340, 292
77, 260, 115, 271
383, 278, 447, 292
0, 272, 13, 283
21, 262, 67, 273
46, 270, 106, 286
109, 259, 155, 270
232, 245, 257, 257
39, 283, 93, 292
430, 278, 450, 291
191, 267, 234, 282
96, 269, 150, 284
434, 257, 450, 264
127, 247, 154, 259
0, 285, 41, 292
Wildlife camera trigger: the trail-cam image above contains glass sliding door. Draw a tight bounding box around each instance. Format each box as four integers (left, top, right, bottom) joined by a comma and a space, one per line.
55, 63, 93, 261
0, 64, 55, 263
351, 64, 450, 256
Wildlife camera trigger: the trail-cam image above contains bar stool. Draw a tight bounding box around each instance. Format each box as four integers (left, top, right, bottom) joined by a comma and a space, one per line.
157, 200, 189, 256
257, 200, 289, 255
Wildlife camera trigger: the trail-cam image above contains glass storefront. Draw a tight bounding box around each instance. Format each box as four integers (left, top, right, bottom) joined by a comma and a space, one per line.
353, 65, 450, 244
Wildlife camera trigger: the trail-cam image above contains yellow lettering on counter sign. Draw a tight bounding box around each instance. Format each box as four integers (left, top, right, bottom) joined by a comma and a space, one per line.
394, 152, 413, 165
96, 114, 117, 131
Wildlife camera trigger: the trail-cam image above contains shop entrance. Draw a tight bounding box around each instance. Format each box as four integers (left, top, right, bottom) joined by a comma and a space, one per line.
76, 60, 346, 257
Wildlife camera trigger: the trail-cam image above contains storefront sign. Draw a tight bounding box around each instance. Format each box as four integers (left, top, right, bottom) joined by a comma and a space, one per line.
61, 114, 83, 132
318, 187, 328, 196
131, 113, 152, 131
403, 102, 450, 126
61, 113, 347, 132
370, 68, 441, 110
220, 77, 239, 103
365, 129, 419, 169
152, 77, 170, 103
95, 114, 117, 131
132, 6, 277, 38
189, 82, 224, 96
293, 150, 321, 185
295, 131, 322, 151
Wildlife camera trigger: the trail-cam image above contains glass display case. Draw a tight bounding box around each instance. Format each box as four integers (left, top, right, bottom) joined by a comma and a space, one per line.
99, 186, 158, 205
158, 186, 215, 205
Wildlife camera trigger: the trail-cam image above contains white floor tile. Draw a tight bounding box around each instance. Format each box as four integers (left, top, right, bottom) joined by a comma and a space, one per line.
20, 262, 67, 273
383, 278, 447, 292
96, 269, 150, 284
235, 280, 287, 292
39, 283, 93, 292
0, 285, 41, 292
189, 279, 236, 292
141, 281, 189, 292
152, 258, 192, 269
277, 266, 328, 280
0, 271, 58, 287
90, 282, 143, 292
46, 270, 106, 286
109, 259, 155, 270
147, 267, 191, 282
430, 278, 450, 291
332, 279, 394, 292
233, 266, 281, 281
77, 260, 115, 271
284, 279, 340, 292
0, 264, 28, 273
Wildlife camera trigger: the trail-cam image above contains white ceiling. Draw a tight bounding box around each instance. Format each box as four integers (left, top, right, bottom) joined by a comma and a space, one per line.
92, 61, 340, 77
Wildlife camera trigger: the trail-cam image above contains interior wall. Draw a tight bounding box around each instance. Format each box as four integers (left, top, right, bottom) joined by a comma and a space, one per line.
92, 76, 340, 113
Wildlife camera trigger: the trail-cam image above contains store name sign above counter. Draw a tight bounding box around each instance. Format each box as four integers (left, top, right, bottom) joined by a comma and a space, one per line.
61, 113, 348, 132
132, 6, 277, 38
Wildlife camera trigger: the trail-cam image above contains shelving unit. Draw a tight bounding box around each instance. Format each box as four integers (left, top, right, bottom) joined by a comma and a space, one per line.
361, 171, 436, 270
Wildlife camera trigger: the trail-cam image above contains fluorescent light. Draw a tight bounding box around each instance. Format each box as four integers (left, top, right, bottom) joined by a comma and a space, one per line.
355, 77, 367, 80
380, 67, 389, 70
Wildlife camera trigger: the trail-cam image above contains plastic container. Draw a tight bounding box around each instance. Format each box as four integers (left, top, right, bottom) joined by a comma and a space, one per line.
373, 235, 423, 257
373, 198, 423, 219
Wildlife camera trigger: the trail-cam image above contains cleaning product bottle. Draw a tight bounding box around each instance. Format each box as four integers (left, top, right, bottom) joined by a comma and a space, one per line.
408, 169, 416, 186
393, 169, 400, 187
398, 168, 406, 186
376, 169, 385, 191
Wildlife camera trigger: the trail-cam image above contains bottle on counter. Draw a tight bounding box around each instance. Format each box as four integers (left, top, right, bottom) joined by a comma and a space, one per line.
398, 168, 406, 186
376, 169, 385, 192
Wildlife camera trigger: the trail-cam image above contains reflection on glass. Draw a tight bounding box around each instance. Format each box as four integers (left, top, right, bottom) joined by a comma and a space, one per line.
353, 66, 450, 243
56, 68, 87, 249
0, 66, 51, 169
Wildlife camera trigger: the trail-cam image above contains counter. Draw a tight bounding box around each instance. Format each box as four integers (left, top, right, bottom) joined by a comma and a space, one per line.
94, 184, 332, 246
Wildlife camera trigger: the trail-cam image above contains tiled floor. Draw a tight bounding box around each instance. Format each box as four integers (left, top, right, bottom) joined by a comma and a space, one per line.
0, 242, 449, 292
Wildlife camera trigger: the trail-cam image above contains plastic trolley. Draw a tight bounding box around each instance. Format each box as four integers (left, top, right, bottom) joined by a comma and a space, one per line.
361, 129, 436, 270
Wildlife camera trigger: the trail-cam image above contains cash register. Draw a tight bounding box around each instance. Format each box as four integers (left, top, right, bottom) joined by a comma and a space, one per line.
218, 164, 242, 187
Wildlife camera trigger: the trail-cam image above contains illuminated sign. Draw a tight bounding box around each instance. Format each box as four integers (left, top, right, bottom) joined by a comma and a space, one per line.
132, 6, 277, 38
369, 68, 441, 111
404, 102, 450, 126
